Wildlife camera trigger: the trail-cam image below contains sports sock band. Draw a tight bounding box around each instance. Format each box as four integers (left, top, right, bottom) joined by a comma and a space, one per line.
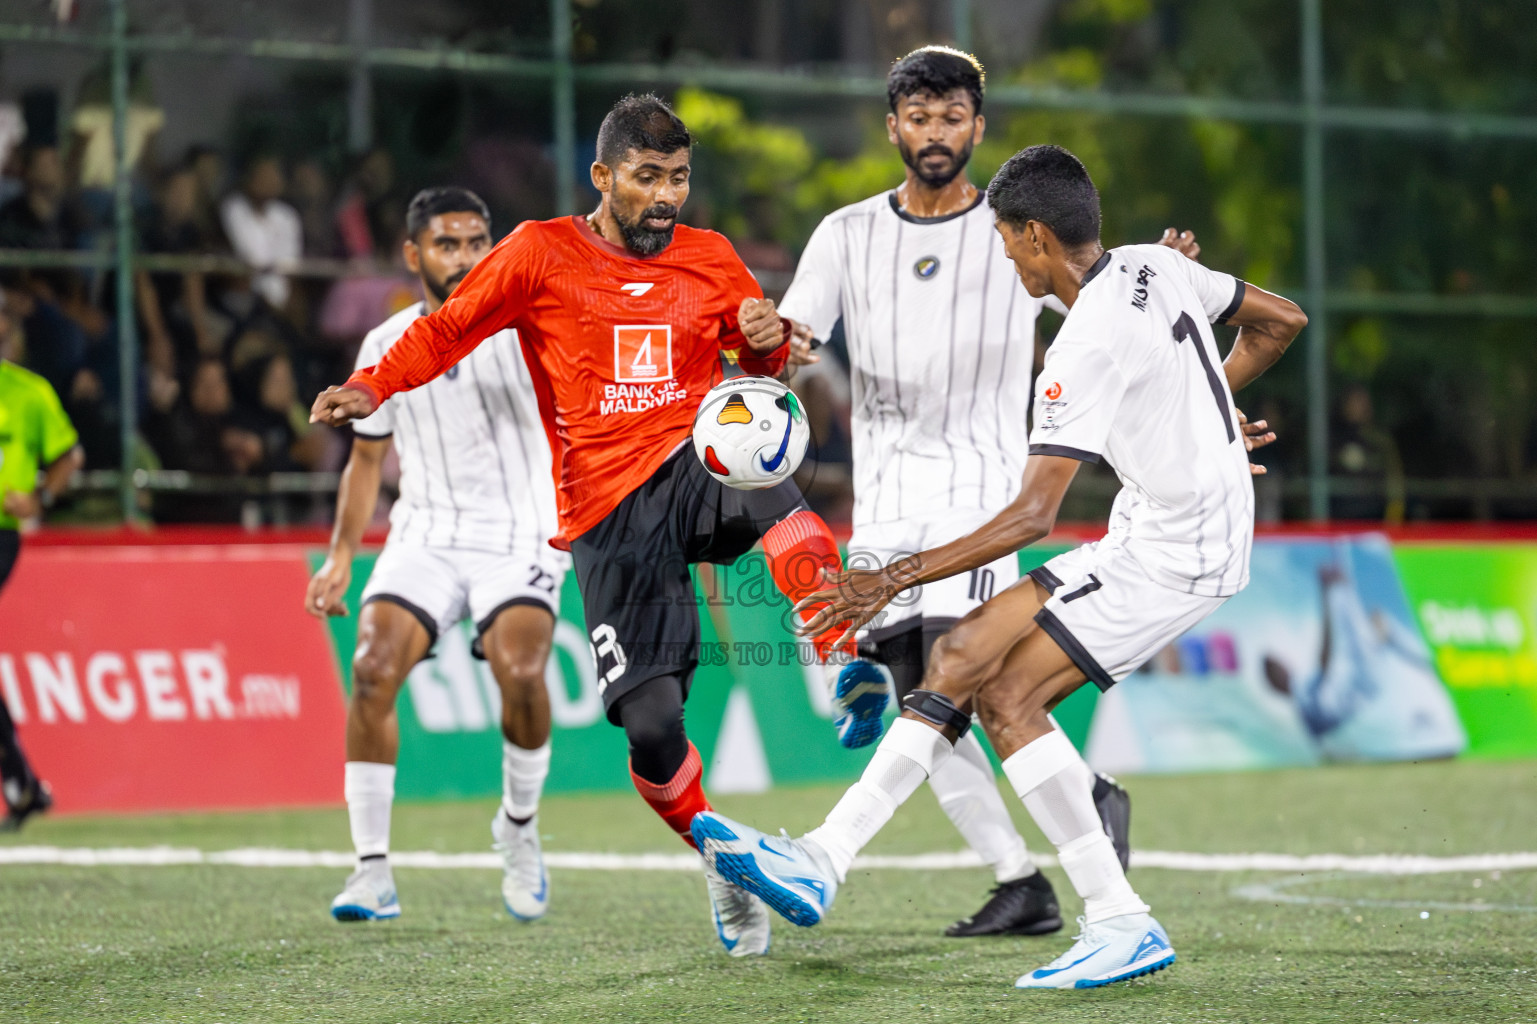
806, 718, 955, 881
501, 740, 551, 821
630, 741, 710, 850
344, 761, 395, 863
1002, 734, 1148, 923
762, 509, 856, 661
930, 731, 1034, 883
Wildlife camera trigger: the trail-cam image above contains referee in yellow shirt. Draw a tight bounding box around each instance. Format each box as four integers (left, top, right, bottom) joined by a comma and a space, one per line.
0, 289, 84, 830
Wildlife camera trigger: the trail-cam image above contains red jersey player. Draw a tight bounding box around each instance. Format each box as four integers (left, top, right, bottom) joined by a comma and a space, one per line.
311, 95, 849, 958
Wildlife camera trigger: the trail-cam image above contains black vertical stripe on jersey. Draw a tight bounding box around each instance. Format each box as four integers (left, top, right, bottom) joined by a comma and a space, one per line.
858, 209, 884, 522
942, 210, 968, 506
889, 216, 905, 521
993, 282, 1018, 509
423, 381, 463, 547
967, 231, 995, 509
397, 399, 437, 545
490, 339, 545, 541
463, 354, 515, 555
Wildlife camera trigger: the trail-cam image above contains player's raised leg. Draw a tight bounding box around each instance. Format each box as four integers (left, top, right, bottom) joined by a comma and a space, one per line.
332, 598, 432, 922
478, 601, 557, 921
693, 579, 1048, 925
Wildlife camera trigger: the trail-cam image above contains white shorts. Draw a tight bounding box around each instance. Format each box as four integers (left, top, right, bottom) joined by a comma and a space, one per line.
850, 517, 1021, 641
1028, 539, 1228, 689
360, 543, 567, 649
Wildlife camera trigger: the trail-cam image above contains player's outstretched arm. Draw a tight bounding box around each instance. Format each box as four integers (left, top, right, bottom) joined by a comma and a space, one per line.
310, 385, 379, 427
305, 436, 389, 618
1221, 284, 1308, 393
794, 455, 1082, 646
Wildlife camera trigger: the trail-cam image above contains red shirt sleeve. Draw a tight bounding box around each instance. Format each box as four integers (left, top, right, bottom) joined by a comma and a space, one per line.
345, 224, 540, 405
713, 237, 791, 378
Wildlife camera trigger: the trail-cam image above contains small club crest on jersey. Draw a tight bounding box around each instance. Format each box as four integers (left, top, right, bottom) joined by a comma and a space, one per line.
445, 364, 460, 380
913, 255, 941, 280
1045, 381, 1062, 400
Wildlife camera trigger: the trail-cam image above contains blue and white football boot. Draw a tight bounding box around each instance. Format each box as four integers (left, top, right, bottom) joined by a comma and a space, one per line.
702, 858, 771, 957
492, 811, 550, 921
692, 811, 838, 928
330, 859, 401, 922
1014, 913, 1175, 989
829, 657, 891, 749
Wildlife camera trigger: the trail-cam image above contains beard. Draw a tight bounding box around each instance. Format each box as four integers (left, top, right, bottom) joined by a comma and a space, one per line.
616, 202, 678, 256
423, 267, 469, 304
899, 138, 974, 188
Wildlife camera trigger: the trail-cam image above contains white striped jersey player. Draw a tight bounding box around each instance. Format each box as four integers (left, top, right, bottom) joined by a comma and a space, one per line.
352, 302, 566, 642
780, 190, 1063, 632
1025, 243, 1253, 686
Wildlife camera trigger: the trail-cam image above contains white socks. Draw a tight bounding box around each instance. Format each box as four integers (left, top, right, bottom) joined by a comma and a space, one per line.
928, 731, 1034, 884
1002, 731, 1147, 923
502, 740, 551, 822
344, 761, 396, 864
806, 717, 953, 881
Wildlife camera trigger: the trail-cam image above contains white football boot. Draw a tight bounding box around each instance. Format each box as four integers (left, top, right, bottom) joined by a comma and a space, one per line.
702, 857, 771, 957
330, 859, 401, 922
492, 811, 550, 921
693, 811, 838, 928
1014, 913, 1175, 989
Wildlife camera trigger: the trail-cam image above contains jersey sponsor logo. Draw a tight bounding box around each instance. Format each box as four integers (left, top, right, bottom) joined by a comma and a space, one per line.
1044, 381, 1062, 401
619, 282, 655, 297
613, 324, 674, 383
913, 255, 940, 280
600, 380, 690, 415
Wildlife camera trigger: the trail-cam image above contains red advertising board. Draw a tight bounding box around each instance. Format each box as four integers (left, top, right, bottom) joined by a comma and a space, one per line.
0, 545, 347, 814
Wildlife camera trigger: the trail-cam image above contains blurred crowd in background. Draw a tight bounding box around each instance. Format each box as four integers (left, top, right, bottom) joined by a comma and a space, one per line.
2, 0, 1534, 527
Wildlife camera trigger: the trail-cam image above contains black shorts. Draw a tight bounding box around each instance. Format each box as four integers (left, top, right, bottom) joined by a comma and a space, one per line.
571, 447, 806, 723
0, 530, 18, 594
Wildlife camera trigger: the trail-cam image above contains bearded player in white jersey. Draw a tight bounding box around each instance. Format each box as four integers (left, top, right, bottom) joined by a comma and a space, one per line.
305, 188, 567, 923
778, 45, 1227, 939
696, 144, 1307, 989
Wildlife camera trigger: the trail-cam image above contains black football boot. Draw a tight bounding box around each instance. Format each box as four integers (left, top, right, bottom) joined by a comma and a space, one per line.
945, 870, 1063, 937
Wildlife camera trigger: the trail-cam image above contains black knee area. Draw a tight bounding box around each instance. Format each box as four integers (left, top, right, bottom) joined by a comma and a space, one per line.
901, 689, 973, 736
616, 676, 689, 785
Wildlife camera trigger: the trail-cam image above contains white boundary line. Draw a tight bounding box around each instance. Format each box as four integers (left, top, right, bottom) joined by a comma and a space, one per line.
2, 846, 1536, 874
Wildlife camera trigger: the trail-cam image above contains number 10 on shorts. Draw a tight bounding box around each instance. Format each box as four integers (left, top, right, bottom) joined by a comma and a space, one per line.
614, 325, 673, 383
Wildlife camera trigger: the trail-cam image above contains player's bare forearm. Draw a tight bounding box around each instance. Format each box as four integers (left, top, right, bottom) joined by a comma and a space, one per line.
1221, 284, 1308, 392
793, 455, 1080, 644
900, 455, 1080, 586
329, 438, 388, 561
41, 445, 84, 500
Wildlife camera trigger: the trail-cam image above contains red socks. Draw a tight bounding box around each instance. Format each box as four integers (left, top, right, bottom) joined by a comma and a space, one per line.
762, 509, 856, 661
630, 742, 711, 850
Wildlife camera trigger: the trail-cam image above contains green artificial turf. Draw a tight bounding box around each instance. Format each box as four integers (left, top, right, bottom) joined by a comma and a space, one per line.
3, 759, 1535, 1023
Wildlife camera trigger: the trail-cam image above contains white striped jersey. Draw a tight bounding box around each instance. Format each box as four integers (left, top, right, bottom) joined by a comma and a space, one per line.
352, 302, 559, 555
779, 190, 1058, 535
1030, 244, 1253, 597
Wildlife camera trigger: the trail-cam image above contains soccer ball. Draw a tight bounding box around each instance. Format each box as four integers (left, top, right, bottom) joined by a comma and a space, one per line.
692, 376, 810, 490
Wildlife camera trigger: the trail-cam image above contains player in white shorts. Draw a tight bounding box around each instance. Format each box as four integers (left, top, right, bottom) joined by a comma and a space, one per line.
779, 45, 1208, 938
693, 144, 1307, 990
305, 187, 567, 924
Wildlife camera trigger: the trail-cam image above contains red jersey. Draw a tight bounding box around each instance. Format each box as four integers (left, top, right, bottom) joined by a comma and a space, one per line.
346, 215, 790, 546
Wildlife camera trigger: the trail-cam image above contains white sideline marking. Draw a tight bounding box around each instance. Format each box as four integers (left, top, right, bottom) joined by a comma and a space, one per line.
2, 846, 1536, 874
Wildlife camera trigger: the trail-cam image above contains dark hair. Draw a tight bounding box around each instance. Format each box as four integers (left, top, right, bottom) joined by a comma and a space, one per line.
596, 93, 692, 167
405, 187, 491, 241
986, 145, 1101, 247
886, 46, 985, 114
